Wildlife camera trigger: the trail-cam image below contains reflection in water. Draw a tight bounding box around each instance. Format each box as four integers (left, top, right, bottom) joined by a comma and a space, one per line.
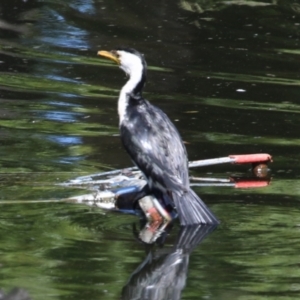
0, 0, 38, 35
122, 225, 216, 300
0, 288, 31, 300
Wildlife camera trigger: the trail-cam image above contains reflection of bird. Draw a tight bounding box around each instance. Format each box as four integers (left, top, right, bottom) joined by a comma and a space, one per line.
98, 47, 219, 225
0, 287, 31, 300
121, 225, 217, 300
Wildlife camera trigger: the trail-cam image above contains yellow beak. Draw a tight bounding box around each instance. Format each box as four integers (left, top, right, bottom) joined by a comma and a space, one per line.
97, 50, 120, 65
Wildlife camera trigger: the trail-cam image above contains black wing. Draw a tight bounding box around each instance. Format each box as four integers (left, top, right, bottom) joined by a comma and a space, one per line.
120, 99, 189, 194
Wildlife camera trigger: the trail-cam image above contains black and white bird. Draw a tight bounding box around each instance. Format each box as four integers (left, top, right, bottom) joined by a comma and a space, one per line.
98, 47, 219, 226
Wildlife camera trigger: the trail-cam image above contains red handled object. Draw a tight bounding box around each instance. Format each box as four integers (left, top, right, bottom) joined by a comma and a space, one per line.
230, 177, 270, 188
189, 153, 272, 168
229, 154, 272, 164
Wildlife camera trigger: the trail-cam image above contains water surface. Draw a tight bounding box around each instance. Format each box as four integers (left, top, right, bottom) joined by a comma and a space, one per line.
0, 0, 300, 299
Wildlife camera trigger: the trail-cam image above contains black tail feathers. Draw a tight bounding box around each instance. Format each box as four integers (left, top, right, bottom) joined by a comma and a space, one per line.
173, 189, 219, 226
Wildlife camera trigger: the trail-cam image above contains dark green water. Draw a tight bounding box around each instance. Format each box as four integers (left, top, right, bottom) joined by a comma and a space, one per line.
0, 0, 300, 299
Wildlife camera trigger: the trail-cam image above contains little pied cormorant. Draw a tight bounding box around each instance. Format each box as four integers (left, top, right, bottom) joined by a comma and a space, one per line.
98, 47, 219, 226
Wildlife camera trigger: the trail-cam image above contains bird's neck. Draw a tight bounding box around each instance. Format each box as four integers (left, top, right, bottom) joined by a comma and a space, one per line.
118, 66, 146, 124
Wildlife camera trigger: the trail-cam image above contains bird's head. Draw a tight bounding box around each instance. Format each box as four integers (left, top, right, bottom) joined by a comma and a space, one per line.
97, 47, 147, 78
98, 47, 147, 96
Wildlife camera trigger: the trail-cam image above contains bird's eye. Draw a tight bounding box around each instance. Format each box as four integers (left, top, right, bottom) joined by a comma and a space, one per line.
112, 50, 120, 58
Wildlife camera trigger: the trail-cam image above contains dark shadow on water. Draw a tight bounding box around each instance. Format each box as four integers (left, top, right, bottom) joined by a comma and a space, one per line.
122, 224, 217, 300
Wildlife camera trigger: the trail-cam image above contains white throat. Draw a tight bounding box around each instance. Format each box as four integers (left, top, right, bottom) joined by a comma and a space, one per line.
117, 52, 144, 124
